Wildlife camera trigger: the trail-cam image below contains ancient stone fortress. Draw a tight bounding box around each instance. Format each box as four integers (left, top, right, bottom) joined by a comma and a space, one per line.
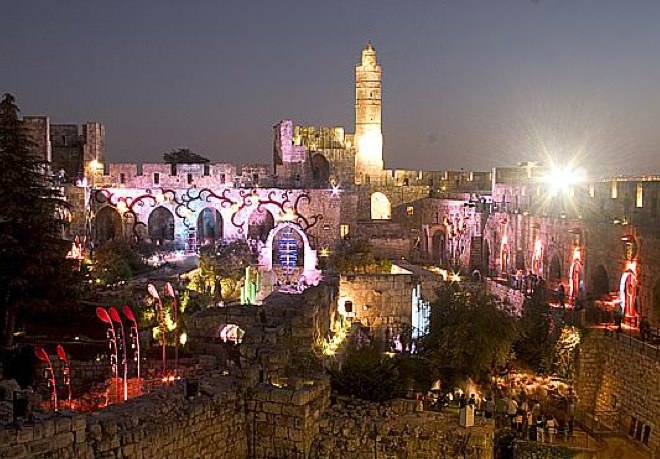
10, 43, 660, 457
25, 42, 656, 329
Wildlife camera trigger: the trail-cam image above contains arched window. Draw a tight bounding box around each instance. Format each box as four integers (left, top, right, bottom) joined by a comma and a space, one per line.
370, 192, 391, 220
95, 206, 122, 243
148, 206, 175, 243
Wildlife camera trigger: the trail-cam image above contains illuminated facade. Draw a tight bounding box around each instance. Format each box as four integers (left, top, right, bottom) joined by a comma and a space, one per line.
21, 43, 658, 325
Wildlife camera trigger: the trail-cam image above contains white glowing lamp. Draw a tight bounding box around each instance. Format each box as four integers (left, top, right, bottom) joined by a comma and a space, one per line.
544, 165, 586, 196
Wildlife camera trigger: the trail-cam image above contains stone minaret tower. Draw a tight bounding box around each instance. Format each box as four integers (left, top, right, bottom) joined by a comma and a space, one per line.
354, 42, 383, 181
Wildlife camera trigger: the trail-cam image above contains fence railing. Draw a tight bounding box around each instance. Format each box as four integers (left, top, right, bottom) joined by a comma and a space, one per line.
602, 327, 660, 362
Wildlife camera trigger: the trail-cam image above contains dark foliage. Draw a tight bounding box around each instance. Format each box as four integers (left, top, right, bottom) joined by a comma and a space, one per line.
163, 148, 209, 164
92, 239, 150, 285
330, 344, 404, 402
0, 93, 81, 347
329, 238, 392, 274
514, 294, 556, 372
423, 283, 519, 381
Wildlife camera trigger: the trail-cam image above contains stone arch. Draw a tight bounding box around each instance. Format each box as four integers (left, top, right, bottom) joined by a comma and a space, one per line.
272, 226, 305, 272
311, 153, 330, 185
549, 253, 562, 281
431, 230, 446, 265
591, 264, 610, 297
95, 206, 122, 243
370, 192, 391, 220
260, 222, 318, 277
197, 208, 223, 245
216, 324, 245, 344
247, 207, 275, 242
148, 206, 175, 244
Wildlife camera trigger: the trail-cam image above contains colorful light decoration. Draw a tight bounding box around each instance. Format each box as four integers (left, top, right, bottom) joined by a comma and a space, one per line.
55, 344, 72, 409
34, 347, 58, 412
108, 307, 128, 401
122, 305, 141, 384
96, 307, 120, 402
94, 187, 324, 237
164, 282, 179, 377
147, 283, 167, 376
619, 260, 638, 321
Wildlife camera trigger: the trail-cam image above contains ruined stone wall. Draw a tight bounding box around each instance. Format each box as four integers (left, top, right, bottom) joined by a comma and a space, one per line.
1, 373, 248, 459
311, 397, 494, 459
248, 380, 330, 458
574, 330, 659, 454
338, 273, 415, 339
485, 279, 525, 315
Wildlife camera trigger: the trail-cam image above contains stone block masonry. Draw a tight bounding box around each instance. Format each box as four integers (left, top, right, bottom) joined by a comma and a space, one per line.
311, 397, 494, 459
574, 329, 660, 455
0, 371, 247, 459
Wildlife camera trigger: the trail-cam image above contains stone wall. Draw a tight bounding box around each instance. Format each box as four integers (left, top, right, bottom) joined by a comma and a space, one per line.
574, 329, 659, 454
338, 273, 416, 339
513, 441, 597, 459
485, 279, 525, 315
1, 372, 248, 459
248, 379, 330, 458
311, 397, 494, 459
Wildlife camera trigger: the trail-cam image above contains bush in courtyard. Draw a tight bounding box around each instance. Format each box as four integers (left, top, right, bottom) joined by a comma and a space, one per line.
330, 343, 404, 402
92, 240, 149, 285
330, 238, 392, 274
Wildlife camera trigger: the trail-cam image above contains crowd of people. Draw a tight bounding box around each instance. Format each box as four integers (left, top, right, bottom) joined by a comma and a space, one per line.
485, 373, 579, 443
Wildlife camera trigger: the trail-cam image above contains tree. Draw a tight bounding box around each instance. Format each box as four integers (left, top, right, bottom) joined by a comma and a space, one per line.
91, 240, 149, 285
188, 241, 253, 304
330, 238, 392, 274
514, 294, 556, 372
0, 93, 80, 347
163, 148, 209, 164
423, 283, 519, 381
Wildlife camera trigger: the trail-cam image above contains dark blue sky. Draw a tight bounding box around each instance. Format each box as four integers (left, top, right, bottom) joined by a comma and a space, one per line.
3, 1, 660, 175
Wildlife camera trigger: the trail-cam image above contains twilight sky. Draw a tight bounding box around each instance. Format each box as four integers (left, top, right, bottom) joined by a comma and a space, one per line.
3, 1, 660, 176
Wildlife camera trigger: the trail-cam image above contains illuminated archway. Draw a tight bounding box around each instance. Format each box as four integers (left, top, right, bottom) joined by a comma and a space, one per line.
196, 208, 223, 245
568, 247, 583, 304
591, 265, 610, 297
148, 206, 175, 244
500, 234, 509, 274
259, 222, 319, 282
217, 324, 245, 344
370, 192, 391, 220
431, 230, 446, 265
549, 254, 562, 281
619, 262, 638, 321
311, 153, 330, 185
95, 206, 122, 243
247, 207, 275, 242
531, 239, 543, 276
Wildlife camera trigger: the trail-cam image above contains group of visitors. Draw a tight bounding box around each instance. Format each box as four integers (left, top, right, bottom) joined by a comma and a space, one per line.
483, 374, 579, 444
512, 269, 546, 298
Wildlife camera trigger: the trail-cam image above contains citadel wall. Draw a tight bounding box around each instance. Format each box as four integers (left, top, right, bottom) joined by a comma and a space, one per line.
575, 329, 659, 455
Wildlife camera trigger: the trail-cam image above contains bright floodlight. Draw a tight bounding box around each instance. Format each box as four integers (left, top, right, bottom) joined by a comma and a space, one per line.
544, 165, 586, 196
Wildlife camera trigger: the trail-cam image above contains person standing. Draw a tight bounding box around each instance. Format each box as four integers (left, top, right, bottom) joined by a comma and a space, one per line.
546, 415, 557, 443
506, 397, 518, 428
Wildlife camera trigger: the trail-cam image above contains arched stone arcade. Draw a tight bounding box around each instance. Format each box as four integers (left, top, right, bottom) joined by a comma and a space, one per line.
94, 206, 122, 243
